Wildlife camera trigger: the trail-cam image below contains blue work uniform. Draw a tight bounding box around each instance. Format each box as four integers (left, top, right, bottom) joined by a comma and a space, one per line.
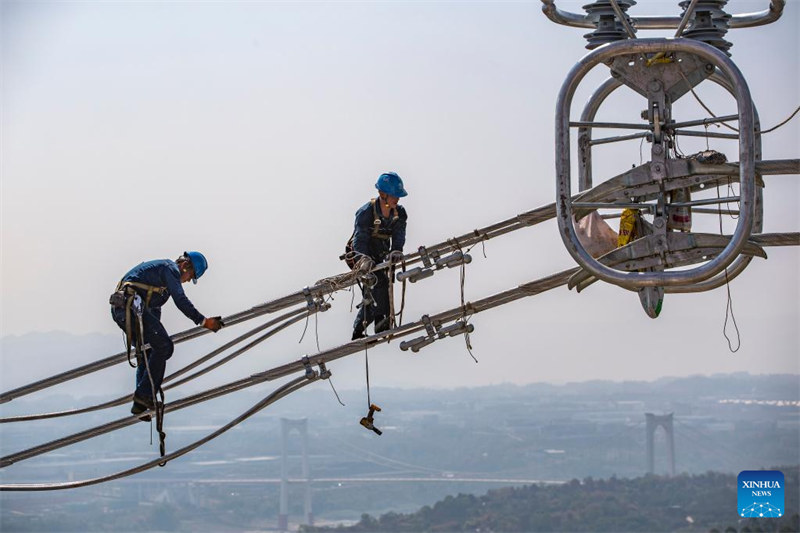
111, 259, 205, 402
352, 200, 407, 337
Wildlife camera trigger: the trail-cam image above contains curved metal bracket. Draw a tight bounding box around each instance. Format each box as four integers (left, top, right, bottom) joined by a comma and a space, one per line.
574, 69, 765, 295
555, 38, 756, 289
541, 0, 784, 30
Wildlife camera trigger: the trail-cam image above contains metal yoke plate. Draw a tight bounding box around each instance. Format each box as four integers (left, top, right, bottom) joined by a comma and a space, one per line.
609, 51, 714, 103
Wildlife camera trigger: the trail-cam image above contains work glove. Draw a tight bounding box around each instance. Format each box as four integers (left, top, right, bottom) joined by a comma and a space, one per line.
203, 316, 225, 332
388, 250, 404, 263
355, 256, 374, 274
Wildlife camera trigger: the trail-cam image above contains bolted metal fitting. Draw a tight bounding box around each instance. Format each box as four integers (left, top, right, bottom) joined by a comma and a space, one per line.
437, 320, 475, 339
396, 267, 435, 283
435, 251, 472, 270
400, 335, 437, 353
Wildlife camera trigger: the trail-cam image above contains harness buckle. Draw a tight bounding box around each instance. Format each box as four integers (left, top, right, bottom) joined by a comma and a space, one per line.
132, 294, 144, 317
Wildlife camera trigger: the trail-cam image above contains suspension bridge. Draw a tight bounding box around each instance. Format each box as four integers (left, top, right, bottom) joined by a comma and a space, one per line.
1, 0, 798, 492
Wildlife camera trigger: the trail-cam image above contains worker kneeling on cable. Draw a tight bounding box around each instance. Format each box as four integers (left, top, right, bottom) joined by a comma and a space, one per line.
110, 251, 224, 417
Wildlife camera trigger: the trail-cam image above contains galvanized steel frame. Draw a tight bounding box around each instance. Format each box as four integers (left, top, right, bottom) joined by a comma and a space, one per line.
555, 37, 756, 288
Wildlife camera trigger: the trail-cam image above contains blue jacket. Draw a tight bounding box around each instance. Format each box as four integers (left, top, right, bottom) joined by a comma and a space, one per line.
352, 200, 407, 262
120, 259, 205, 325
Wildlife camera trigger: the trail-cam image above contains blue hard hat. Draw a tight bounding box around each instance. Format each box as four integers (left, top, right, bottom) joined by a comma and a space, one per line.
375, 172, 408, 198
184, 251, 208, 284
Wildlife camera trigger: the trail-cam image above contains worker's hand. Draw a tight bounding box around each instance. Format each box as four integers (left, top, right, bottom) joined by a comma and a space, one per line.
203, 316, 225, 332
355, 256, 374, 274
388, 250, 404, 263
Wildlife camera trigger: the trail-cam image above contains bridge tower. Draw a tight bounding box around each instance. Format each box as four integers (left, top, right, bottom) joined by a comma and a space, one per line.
645, 413, 675, 476
279, 417, 313, 531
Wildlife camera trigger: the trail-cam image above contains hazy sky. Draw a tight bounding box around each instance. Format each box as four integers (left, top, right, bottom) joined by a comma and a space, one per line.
1, 0, 798, 390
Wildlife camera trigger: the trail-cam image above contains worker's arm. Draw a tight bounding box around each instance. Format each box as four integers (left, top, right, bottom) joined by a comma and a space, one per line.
164, 266, 205, 325
352, 203, 374, 257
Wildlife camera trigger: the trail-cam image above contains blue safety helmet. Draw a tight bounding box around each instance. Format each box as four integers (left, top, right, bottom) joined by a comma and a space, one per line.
184, 251, 208, 284
375, 172, 408, 198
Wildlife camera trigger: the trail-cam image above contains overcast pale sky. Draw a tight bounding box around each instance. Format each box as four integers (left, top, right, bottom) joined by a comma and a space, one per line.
1, 0, 798, 390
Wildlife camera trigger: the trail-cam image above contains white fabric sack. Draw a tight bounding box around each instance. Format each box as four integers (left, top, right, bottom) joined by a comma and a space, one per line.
574, 212, 618, 258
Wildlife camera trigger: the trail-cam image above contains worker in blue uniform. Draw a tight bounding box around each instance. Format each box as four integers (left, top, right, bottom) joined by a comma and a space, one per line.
351, 172, 408, 340
110, 251, 224, 416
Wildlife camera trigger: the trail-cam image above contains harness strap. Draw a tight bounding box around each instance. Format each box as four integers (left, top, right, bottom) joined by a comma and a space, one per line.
117, 280, 166, 366
370, 198, 398, 240
117, 280, 167, 308
124, 295, 137, 367
156, 388, 167, 466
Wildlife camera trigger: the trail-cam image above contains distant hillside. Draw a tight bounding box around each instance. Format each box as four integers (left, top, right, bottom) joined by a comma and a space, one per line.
302, 467, 799, 533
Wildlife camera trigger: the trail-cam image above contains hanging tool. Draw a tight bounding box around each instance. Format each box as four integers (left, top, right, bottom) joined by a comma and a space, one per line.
359, 404, 382, 435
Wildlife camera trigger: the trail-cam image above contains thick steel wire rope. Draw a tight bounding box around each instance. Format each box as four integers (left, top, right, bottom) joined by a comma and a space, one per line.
162, 307, 308, 386
0, 268, 581, 468
0, 203, 559, 404
164, 310, 313, 389
259, 268, 581, 383
0, 375, 316, 491
749, 232, 800, 247
1, 368, 300, 467
0, 307, 310, 423
3, 166, 796, 404
4, 238, 799, 475
0, 304, 302, 404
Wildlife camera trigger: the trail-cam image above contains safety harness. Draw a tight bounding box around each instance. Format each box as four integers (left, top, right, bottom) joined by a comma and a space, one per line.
112, 280, 168, 367
110, 279, 169, 463
341, 198, 400, 269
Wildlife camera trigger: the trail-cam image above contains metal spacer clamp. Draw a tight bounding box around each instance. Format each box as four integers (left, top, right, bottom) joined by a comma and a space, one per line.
417, 246, 441, 268
318, 362, 331, 380
301, 356, 316, 379
421, 314, 438, 337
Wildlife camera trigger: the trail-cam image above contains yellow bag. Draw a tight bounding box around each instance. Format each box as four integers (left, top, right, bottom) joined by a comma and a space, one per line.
617, 209, 640, 247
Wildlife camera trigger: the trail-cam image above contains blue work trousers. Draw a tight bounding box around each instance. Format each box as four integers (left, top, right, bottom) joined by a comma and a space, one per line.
111, 306, 174, 401
353, 269, 391, 335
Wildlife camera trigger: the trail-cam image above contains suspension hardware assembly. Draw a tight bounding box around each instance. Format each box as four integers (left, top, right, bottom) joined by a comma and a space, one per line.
396, 248, 472, 283
399, 314, 475, 353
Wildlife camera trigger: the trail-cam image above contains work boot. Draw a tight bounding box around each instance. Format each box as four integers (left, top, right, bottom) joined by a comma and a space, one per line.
374, 316, 391, 334
351, 328, 366, 341
131, 394, 155, 422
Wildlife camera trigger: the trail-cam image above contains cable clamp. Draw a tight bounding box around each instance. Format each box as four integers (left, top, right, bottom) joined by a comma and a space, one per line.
301, 356, 317, 379
318, 361, 331, 380
421, 314, 437, 337
302, 286, 315, 309
399, 315, 439, 353
303, 286, 331, 313
418, 245, 440, 268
